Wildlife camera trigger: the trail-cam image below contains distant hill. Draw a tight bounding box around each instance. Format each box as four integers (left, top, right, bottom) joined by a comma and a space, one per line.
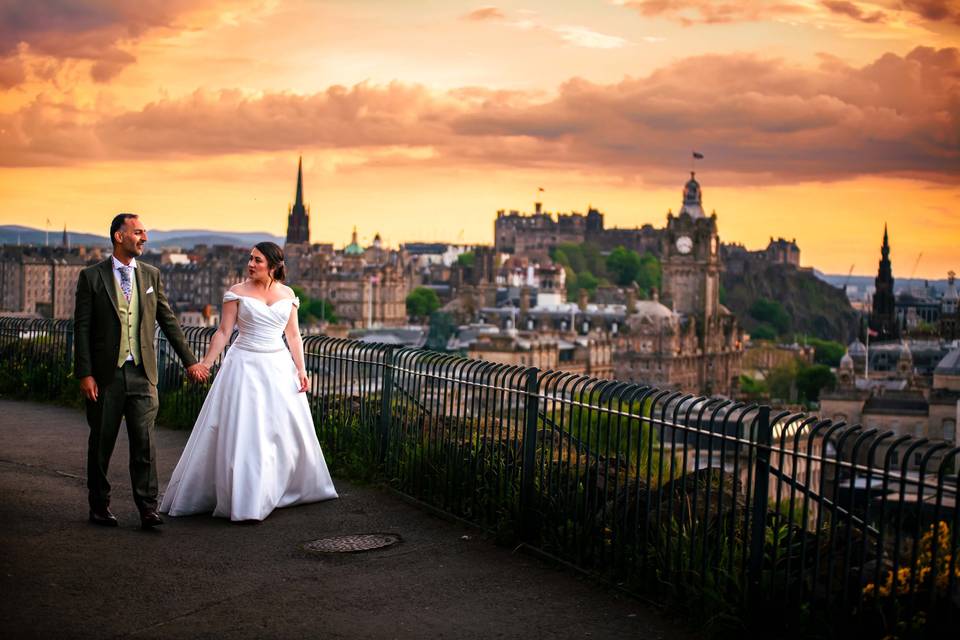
724, 261, 860, 342
814, 271, 949, 295
0, 226, 282, 250
0, 225, 109, 247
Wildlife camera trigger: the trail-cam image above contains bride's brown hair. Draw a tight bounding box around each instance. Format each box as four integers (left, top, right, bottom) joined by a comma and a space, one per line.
254, 242, 286, 283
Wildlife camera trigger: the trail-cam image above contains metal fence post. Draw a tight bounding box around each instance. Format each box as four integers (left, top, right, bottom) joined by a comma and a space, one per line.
65, 324, 74, 373
748, 405, 772, 600
377, 346, 395, 465
519, 367, 540, 543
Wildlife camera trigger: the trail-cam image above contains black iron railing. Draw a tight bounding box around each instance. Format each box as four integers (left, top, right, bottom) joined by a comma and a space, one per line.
2, 315, 957, 636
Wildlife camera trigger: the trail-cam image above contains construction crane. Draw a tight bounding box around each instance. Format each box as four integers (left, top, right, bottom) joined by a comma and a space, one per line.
908, 252, 923, 290
842, 264, 855, 290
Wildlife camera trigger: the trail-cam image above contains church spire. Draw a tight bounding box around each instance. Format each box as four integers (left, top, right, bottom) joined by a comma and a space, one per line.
870, 223, 897, 340
295, 156, 304, 208
285, 156, 310, 246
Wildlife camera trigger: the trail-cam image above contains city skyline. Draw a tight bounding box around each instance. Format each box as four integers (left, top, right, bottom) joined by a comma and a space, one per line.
1, 1, 958, 278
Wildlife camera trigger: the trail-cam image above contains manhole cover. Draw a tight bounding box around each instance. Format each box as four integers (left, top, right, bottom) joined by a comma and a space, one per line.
303, 533, 401, 554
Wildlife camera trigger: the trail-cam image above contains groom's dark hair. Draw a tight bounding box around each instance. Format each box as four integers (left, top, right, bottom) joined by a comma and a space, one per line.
110, 213, 139, 245
255, 241, 286, 283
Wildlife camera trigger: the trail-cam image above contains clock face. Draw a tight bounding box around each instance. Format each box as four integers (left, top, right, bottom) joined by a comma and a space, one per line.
676, 235, 693, 254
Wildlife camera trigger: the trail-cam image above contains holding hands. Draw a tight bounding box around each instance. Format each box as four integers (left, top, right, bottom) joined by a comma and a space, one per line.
186, 363, 210, 384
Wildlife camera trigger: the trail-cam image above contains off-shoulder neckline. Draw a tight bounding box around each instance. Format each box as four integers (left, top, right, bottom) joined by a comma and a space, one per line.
224, 292, 297, 308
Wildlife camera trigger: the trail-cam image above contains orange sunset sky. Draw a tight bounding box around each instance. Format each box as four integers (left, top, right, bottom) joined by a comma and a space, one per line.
1, 1, 958, 278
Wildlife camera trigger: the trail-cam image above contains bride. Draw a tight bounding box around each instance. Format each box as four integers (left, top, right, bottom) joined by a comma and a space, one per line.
160, 242, 338, 521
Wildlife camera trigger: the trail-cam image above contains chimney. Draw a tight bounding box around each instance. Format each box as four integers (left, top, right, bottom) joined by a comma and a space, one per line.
625, 284, 637, 315
578, 287, 588, 311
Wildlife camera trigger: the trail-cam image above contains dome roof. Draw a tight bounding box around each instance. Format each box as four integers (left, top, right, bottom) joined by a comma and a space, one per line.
633, 300, 675, 319
840, 352, 854, 369
344, 241, 364, 256
847, 339, 867, 356
679, 171, 705, 219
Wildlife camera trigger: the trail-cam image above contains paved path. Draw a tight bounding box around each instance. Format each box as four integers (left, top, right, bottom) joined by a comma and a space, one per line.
0, 399, 696, 639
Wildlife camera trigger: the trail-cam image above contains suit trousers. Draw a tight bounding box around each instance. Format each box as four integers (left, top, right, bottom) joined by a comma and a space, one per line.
85, 361, 160, 512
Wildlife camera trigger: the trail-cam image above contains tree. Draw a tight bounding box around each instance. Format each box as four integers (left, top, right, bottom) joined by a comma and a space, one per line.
796, 364, 836, 403
456, 252, 475, 268
738, 374, 768, 401
805, 337, 846, 367
750, 324, 777, 341
426, 311, 455, 351
636, 252, 661, 296
606, 246, 642, 286
767, 360, 799, 404
406, 286, 441, 321
291, 286, 336, 325
749, 297, 791, 336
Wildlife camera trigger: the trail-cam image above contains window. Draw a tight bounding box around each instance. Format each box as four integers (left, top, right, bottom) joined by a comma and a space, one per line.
944, 419, 957, 443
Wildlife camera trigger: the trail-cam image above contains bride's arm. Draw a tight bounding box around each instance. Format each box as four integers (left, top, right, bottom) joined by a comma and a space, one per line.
200, 299, 239, 369
283, 301, 309, 393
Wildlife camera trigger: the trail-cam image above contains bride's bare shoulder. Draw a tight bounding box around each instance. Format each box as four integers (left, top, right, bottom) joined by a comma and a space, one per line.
279, 283, 296, 299
229, 280, 250, 294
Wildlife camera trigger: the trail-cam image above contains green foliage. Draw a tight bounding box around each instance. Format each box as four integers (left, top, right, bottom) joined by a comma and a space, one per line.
406, 286, 441, 320
738, 374, 768, 401
456, 252, 475, 268
635, 252, 661, 296
290, 285, 337, 324
765, 360, 835, 405
606, 246, 643, 285
425, 311, 455, 351
804, 336, 845, 367
766, 360, 799, 403
795, 363, 835, 403
749, 298, 791, 336
554, 242, 660, 299
750, 324, 777, 341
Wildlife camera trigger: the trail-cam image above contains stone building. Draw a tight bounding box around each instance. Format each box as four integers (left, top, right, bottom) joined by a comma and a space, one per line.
291, 228, 409, 329
494, 203, 662, 259
285, 157, 310, 246
0, 247, 88, 319
156, 246, 247, 314
656, 172, 743, 396
820, 344, 959, 470
869, 224, 898, 340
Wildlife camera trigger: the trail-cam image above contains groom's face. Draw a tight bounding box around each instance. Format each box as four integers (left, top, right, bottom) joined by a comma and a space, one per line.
115, 218, 147, 258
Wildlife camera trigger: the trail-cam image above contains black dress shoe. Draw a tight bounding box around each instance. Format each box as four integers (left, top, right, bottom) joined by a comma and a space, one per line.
89, 506, 119, 527
139, 510, 164, 529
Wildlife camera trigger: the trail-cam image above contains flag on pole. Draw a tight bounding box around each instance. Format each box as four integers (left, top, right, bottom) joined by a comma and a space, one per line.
867, 327, 879, 337
692, 151, 704, 159
538, 187, 545, 192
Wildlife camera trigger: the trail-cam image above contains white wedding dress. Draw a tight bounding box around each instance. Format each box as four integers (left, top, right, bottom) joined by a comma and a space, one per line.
160, 291, 338, 521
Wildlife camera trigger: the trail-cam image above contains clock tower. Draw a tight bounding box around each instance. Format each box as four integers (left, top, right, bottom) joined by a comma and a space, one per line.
661, 172, 721, 321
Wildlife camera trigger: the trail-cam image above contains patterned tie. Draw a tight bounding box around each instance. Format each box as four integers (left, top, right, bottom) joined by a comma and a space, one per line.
119, 266, 133, 302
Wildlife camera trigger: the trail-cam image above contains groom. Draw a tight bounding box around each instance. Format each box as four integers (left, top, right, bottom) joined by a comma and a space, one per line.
74, 213, 209, 529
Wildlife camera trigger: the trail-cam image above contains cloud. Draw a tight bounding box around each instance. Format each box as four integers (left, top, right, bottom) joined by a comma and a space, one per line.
614, 0, 809, 25
0, 52, 26, 88
553, 25, 628, 49
820, 1, 886, 23
2, 47, 957, 186
463, 6, 506, 21
0, 0, 256, 86
901, 0, 960, 25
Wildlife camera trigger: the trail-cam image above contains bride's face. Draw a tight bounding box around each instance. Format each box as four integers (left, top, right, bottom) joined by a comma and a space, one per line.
248, 248, 270, 282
